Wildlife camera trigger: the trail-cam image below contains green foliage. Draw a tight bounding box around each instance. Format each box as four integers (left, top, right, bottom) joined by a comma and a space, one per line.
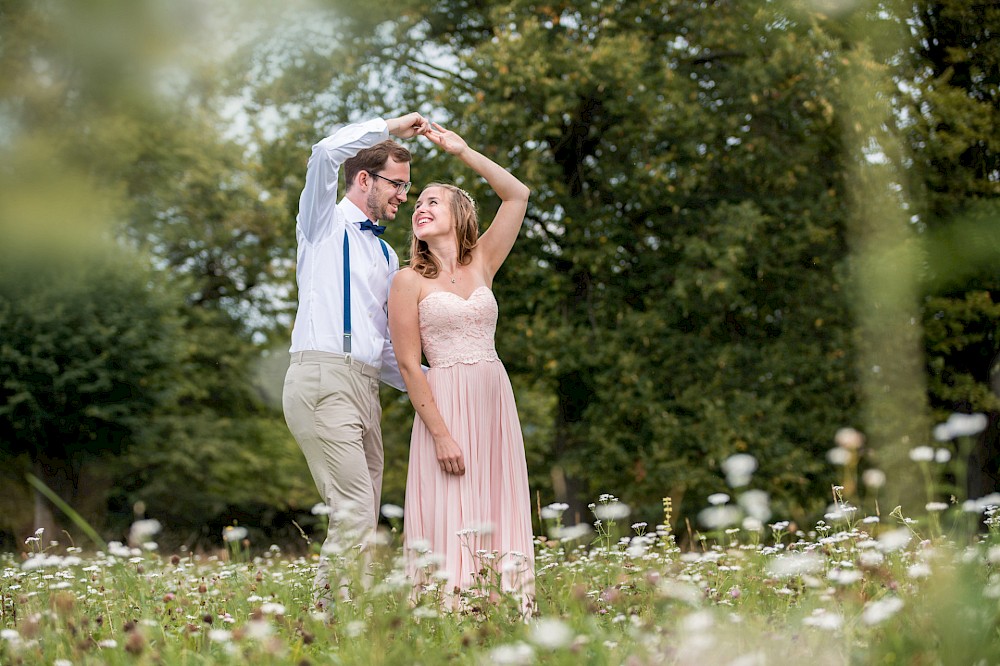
0, 244, 184, 537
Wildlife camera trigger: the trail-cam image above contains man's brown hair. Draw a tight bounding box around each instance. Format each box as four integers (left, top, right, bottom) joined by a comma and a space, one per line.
344, 140, 412, 191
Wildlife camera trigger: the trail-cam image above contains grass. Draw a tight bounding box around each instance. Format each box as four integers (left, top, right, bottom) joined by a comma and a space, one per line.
4, 459, 1000, 664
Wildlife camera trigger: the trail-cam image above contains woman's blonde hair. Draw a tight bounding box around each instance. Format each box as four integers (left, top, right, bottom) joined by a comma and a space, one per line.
409, 183, 479, 278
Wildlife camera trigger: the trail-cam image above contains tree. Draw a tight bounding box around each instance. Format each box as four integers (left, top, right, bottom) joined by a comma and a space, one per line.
901, 1, 1000, 499
0, 247, 183, 539
0, 0, 314, 546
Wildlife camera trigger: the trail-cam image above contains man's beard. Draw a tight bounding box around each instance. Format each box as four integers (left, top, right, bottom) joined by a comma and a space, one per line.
367, 189, 395, 222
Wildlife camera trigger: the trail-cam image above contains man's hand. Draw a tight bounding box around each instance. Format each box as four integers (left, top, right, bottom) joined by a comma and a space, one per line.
387, 112, 429, 139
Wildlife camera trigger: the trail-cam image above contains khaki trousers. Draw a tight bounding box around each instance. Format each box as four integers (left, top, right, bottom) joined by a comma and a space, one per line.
282, 351, 383, 600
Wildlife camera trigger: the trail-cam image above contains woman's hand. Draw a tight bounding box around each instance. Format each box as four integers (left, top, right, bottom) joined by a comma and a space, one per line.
423, 122, 468, 157
433, 433, 466, 476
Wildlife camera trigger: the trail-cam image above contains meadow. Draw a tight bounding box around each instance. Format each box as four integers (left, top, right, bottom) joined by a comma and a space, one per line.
4, 437, 1000, 665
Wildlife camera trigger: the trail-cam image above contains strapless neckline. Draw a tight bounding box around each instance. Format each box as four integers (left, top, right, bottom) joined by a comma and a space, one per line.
420, 285, 491, 305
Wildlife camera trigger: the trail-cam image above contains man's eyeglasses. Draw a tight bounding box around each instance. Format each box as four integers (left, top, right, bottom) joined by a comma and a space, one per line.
367, 171, 411, 195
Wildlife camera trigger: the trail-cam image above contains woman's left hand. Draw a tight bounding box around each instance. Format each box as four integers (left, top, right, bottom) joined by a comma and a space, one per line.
423, 122, 468, 156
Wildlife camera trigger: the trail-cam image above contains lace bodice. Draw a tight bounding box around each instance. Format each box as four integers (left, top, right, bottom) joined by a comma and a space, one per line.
418, 286, 500, 368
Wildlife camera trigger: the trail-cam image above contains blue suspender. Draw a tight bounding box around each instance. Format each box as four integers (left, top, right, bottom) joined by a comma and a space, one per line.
343, 232, 352, 353
343, 228, 391, 356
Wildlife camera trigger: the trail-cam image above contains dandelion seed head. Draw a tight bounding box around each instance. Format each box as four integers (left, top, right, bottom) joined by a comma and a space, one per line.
908, 446, 935, 462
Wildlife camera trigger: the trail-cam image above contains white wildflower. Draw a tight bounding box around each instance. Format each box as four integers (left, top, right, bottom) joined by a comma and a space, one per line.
862, 469, 886, 489
721, 454, 758, 488
933, 412, 988, 441
834, 427, 864, 450
859, 550, 885, 568
803, 608, 844, 630
829, 568, 863, 585
877, 528, 912, 552
594, 502, 630, 521
707, 493, 731, 506
530, 618, 574, 650
222, 527, 248, 543
738, 490, 772, 522
862, 596, 903, 625
768, 553, 823, 577
826, 447, 852, 465
489, 641, 535, 665
209, 629, 232, 643
129, 519, 162, 544
699, 505, 741, 529
908, 446, 935, 462
260, 602, 285, 615
380, 504, 404, 519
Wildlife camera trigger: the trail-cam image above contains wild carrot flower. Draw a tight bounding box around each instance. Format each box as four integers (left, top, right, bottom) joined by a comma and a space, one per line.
722, 454, 758, 487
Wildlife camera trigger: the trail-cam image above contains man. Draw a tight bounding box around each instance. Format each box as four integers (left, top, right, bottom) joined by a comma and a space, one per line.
282, 113, 428, 604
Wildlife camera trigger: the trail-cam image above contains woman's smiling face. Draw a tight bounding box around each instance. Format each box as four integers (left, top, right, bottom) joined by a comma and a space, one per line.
412, 185, 453, 240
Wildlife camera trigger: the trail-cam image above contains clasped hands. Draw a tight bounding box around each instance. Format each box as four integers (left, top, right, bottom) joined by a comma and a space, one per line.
388, 112, 467, 156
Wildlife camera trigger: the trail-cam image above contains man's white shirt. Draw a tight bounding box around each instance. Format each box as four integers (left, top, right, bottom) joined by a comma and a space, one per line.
290, 118, 406, 390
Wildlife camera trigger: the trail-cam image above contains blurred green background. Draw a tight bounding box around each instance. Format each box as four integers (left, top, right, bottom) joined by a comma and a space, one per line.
1, 0, 998, 551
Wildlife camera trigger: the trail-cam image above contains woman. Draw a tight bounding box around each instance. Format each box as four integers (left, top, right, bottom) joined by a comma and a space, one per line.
388, 122, 534, 612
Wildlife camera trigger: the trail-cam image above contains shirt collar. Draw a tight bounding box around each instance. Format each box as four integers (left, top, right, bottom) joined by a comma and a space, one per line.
339, 198, 373, 228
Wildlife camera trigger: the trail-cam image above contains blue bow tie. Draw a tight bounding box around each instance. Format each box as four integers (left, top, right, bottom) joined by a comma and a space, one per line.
359, 220, 386, 237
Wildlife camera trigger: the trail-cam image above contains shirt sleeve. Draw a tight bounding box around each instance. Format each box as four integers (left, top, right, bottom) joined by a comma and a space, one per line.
296, 118, 390, 244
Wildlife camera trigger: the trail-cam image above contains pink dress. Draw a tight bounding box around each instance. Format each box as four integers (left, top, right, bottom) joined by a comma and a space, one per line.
404, 286, 535, 609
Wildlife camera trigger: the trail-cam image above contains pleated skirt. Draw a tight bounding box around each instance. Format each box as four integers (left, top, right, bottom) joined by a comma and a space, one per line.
403, 359, 535, 609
